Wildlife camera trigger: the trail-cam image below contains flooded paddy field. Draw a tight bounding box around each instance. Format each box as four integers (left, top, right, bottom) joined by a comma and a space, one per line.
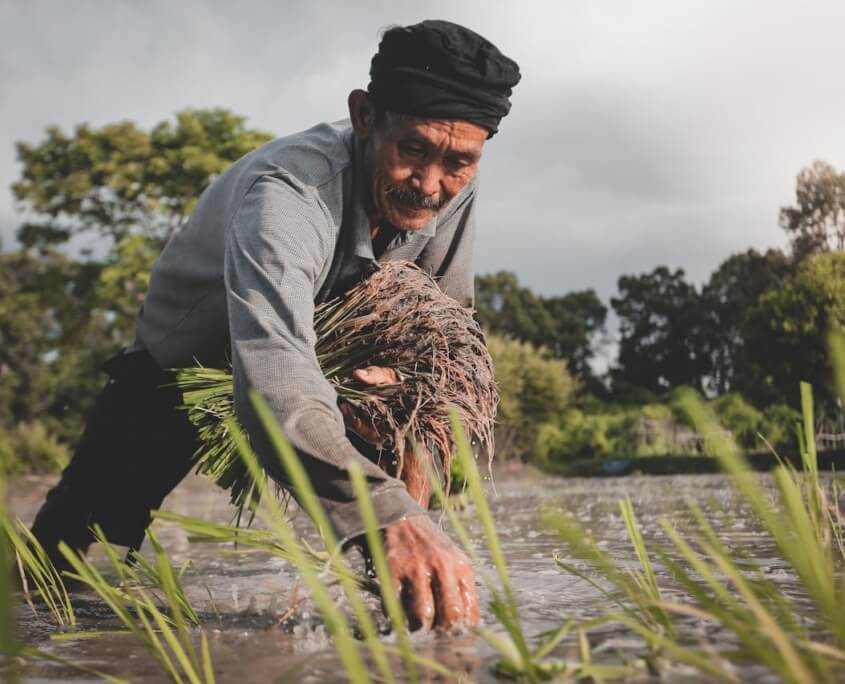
8, 470, 796, 682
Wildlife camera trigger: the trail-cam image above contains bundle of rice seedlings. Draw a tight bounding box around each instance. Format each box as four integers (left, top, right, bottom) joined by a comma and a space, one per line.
176, 260, 498, 515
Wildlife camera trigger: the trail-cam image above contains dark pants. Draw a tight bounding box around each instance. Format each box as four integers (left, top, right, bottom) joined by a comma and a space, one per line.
30, 349, 199, 566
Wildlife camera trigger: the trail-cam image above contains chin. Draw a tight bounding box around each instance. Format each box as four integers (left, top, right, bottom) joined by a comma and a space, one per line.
387, 207, 437, 232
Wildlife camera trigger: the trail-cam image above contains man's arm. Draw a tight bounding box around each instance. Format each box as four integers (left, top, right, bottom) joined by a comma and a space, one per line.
225, 174, 479, 629
224, 174, 425, 541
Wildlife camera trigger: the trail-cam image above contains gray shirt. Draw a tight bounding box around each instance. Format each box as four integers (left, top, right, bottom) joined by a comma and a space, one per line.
135, 120, 477, 541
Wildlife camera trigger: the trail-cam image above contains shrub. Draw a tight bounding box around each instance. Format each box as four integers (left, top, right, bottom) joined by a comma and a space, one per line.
760, 403, 801, 450
709, 393, 764, 449
487, 335, 576, 460
0, 422, 69, 476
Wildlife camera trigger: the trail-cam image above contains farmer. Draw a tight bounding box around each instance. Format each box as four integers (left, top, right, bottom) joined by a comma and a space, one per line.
29, 19, 520, 631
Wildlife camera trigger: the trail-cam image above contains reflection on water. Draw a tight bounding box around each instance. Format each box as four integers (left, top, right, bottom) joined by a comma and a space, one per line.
8, 469, 795, 682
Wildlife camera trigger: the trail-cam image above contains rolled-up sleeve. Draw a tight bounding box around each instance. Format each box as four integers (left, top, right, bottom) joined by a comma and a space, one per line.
224, 175, 425, 542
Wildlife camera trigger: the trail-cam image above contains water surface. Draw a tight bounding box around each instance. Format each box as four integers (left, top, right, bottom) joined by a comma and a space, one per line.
9, 469, 793, 682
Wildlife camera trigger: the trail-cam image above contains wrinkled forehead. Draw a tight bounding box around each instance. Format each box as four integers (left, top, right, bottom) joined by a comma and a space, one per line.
382, 111, 488, 154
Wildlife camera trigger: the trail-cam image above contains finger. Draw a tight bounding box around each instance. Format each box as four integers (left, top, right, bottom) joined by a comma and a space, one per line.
353, 366, 397, 387
403, 572, 435, 631
432, 567, 467, 628
460, 574, 480, 625
339, 402, 380, 443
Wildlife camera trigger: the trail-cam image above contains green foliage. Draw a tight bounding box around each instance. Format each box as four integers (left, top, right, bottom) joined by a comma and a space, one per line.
535, 403, 681, 463
534, 411, 617, 463
13, 109, 272, 249
709, 394, 800, 451
611, 266, 710, 396
486, 335, 576, 459
546, 385, 845, 683
0, 422, 69, 476
780, 160, 845, 260
2, 110, 272, 474
701, 248, 792, 395
710, 393, 765, 449
744, 251, 845, 408
536, 390, 799, 465
0, 250, 109, 448
474, 271, 606, 379
96, 234, 160, 342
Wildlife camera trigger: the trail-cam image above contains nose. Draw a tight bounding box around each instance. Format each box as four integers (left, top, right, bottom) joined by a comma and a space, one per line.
410, 164, 443, 199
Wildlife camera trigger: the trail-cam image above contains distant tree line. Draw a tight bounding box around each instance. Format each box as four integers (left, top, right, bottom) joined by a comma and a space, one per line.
2, 110, 844, 470
476, 160, 845, 412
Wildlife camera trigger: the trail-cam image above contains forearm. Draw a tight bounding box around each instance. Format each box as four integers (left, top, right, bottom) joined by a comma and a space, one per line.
225, 176, 425, 543
233, 364, 426, 542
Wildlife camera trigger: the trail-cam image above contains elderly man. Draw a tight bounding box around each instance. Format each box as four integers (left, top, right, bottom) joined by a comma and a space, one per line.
30, 19, 520, 630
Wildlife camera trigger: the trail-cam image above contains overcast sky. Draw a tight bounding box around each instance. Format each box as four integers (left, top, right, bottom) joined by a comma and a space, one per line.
2, 0, 844, 304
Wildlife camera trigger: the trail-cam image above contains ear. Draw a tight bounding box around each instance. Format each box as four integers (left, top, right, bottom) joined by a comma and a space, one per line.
348, 89, 375, 140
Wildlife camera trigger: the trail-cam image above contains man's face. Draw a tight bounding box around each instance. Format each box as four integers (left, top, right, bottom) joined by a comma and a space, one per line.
363, 112, 487, 231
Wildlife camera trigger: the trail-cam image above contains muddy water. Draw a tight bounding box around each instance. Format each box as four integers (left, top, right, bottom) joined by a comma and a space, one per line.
9, 470, 793, 682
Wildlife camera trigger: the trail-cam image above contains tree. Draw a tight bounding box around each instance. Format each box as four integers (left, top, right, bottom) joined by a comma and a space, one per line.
475, 272, 556, 347
486, 335, 576, 460
743, 252, 845, 409
13, 109, 272, 250
701, 248, 792, 394
0, 250, 110, 443
474, 271, 607, 379
610, 266, 709, 397
542, 290, 607, 378
96, 234, 160, 344
780, 160, 845, 260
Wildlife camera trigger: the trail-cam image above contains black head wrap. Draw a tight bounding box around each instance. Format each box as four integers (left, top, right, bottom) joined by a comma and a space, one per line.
367, 20, 521, 138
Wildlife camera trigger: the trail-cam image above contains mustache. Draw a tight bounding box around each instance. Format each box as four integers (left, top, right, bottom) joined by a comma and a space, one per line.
385, 184, 447, 210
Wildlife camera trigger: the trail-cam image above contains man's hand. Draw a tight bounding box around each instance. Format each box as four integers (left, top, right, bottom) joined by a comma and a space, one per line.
353, 365, 398, 387
383, 515, 480, 631
341, 365, 431, 506
346, 364, 477, 629
340, 366, 399, 444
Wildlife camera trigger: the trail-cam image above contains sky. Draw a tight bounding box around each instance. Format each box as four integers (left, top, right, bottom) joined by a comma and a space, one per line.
2, 0, 844, 307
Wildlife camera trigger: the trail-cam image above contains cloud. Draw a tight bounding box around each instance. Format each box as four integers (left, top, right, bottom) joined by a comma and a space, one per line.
1, 0, 843, 303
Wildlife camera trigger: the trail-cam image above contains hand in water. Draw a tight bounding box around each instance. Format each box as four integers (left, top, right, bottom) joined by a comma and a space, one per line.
346, 365, 480, 629
382, 515, 480, 630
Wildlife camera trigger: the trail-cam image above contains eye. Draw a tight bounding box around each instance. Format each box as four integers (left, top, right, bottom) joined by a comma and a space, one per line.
399, 142, 426, 158
445, 155, 473, 172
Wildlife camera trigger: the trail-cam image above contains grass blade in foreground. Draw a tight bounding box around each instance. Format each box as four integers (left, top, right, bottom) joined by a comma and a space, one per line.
546, 385, 845, 683
223, 413, 371, 684
57, 527, 214, 684
429, 414, 646, 682
348, 461, 419, 684
0, 477, 19, 683
249, 391, 406, 684
250, 393, 461, 682
2, 517, 75, 627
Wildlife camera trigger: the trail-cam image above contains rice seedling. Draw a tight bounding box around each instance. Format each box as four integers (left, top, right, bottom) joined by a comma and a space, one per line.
0, 478, 20, 683
57, 526, 214, 684
348, 461, 418, 683
1, 515, 75, 628
0, 477, 132, 683
242, 392, 460, 682
544, 382, 845, 683
177, 260, 497, 518
152, 510, 376, 595
424, 411, 644, 682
